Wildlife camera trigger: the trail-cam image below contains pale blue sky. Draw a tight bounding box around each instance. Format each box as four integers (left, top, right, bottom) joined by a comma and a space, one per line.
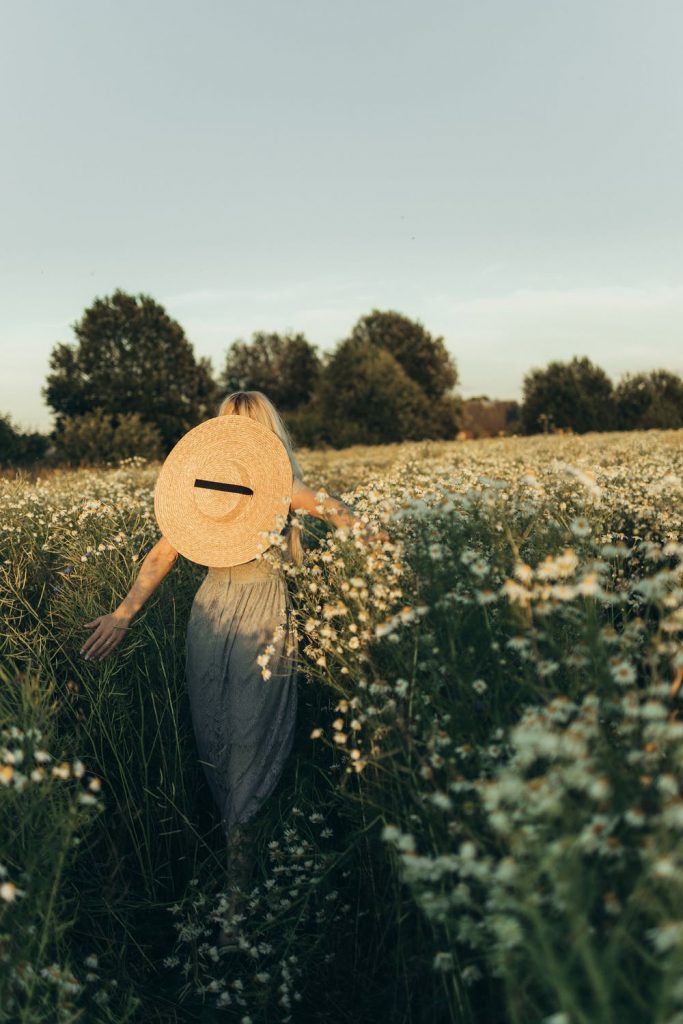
2, 0, 682, 432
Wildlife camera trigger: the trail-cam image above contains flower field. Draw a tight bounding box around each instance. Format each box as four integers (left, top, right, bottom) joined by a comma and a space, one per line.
1, 428, 682, 1024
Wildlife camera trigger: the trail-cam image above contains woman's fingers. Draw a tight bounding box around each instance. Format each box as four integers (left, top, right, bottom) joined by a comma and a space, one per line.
92, 634, 122, 661
82, 629, 105, 659
84, 633, 109, 660
360, 527, 390, 545
80, 628, 100, 657
80, 618, 103, 656
84, 631, 122, 661
80, 615, 126, 660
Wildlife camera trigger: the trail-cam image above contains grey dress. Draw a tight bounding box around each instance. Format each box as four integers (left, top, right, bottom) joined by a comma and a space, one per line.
184, 554, 298, 839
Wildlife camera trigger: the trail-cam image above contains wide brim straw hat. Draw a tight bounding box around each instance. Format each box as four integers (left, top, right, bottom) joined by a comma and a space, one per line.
153, 415, 293, 568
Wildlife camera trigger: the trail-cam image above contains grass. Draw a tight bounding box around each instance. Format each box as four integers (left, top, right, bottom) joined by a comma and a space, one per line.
0, 430, 682, 1023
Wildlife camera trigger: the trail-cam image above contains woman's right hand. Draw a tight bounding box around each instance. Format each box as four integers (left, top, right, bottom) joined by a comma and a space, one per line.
78, 536, 178, 662
80, 611, 132, 662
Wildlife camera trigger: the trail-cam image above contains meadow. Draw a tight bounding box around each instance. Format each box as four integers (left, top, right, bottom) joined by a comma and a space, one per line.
1, 428, 682, 1024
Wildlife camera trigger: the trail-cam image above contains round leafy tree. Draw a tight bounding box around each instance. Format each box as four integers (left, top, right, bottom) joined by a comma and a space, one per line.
42, 289, 218, 451
521, 356, 616, 434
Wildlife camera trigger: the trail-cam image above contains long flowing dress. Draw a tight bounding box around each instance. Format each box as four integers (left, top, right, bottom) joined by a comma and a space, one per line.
184, 554, 298, 840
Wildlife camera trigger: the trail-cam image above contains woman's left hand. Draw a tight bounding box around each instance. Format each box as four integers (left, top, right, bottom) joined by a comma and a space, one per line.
359, 524, 390, 545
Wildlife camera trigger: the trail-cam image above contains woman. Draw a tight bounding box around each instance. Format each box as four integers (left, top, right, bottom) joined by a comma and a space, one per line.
79, 391, 388, 940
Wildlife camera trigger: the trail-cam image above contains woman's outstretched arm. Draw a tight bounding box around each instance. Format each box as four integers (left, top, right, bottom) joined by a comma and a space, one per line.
290, 478, 389, 542
80, 535, 179, 662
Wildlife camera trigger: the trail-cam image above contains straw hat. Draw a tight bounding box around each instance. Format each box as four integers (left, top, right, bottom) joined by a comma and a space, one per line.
153, 416, 293, 567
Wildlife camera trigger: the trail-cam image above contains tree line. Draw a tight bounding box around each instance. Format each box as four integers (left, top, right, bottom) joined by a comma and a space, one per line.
1, 288, 681, 467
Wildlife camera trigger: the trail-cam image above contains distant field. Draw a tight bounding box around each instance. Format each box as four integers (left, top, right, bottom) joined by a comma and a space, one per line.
1, 429, 682, 1024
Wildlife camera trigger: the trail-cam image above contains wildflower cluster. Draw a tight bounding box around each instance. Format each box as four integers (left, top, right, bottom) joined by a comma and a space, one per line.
384, 676, 683, 1018
1, 428, 682, 1022
5, 952, 133, 1020
295, 430, 683, 1020
165, 809, 350, 1021
0, 724, 104, 806
0, 721, 107, 1021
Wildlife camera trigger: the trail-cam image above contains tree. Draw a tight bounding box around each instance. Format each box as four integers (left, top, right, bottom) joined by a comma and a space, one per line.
0, 413, 50, 467
313, 337, 446, 447
614, 369, 683, 430
506, 403, 521, 428
307, 309, 461, 446
52, 409, 164, 467
520, 356, 615, 435
42, 289, 219, 451
281, 402, 328, 449
348, 309, 458, 400
220, 331, 321, 412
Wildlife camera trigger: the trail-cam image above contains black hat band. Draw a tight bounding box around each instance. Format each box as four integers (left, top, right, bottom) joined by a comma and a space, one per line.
194, 479, 254, 496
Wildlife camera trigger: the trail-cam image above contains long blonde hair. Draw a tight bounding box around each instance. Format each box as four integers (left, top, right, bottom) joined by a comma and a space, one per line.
217, 390, 305, 566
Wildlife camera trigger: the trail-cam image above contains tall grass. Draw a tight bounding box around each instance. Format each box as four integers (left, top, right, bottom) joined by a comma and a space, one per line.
0, 432, 682, 1022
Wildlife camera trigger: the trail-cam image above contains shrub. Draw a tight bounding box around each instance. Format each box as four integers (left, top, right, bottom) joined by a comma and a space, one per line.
0, 414, 50, 469
52, 409, 163, 466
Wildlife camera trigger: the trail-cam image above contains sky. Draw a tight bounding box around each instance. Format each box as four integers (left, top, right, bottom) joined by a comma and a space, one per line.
1, 0, 682, 433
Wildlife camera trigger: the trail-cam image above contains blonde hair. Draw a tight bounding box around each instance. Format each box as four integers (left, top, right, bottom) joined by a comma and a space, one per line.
217, 390, 305, 566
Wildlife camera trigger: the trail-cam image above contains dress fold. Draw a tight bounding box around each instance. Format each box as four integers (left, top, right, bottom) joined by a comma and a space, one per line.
184, 557, 298, 837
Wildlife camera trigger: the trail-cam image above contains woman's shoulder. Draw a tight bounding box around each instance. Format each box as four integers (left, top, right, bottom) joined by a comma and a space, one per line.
290, 476, 309, 503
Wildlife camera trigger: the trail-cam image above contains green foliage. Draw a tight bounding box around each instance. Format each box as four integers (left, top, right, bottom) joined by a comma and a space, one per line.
4, 402, 681, 1020
0, 663, 135, 1022
281, 402, 327, 449
440, 690, 683, 1024
349, 309, 458, 400
314, 338, 438, 446
42, 289, 219, 451
0, 460, 464, 1022
52, 409, 164, 467
505, 403, 521, 427
0, 414, 50, 468
614, 369, 683, 430
220, 330, 321, 412
521, 356, 616, 434
310, 311, 461, 447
